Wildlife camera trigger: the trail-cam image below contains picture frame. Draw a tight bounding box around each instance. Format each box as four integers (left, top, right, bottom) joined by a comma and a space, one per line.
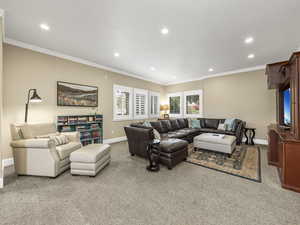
57, 81, 98, 107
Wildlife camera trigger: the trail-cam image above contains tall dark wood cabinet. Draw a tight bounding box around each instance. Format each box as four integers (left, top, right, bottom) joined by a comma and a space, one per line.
266, 52, 300, 193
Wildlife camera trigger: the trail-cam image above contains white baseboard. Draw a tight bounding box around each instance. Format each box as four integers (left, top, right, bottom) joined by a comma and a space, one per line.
242, 138, 268, 145
103, 136, 127, 144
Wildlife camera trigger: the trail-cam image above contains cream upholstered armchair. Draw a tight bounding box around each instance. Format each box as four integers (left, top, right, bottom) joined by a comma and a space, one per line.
10, 123, 82, 177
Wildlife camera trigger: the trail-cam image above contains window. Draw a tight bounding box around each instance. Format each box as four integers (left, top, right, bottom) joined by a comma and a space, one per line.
149, 92, 160, 118
184, 90, 203, 117
113, 85, 133, 121
168, 92, 183, 117
134, 88, 148, 119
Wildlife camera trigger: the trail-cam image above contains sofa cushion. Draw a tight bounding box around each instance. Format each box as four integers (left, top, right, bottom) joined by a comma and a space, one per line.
56, 142, 82, 160
177, 119, 187, 129
204, 119, 220, 129
170, 119, 180, 130
130, 123, 152, 130
150, 121, 166, 133
159, 138, 188, 153
20, 123, 57, 139
160, 120, 173, 132
178, 128, 198, 135
166, 131, 187, 139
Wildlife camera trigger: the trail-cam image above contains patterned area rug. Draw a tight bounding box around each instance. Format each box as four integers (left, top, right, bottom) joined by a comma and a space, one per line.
186, 144, 261, 182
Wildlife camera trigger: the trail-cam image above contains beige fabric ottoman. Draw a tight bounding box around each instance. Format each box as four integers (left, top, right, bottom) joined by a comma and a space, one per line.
194, 133, 236, 155
70, 144, 111, 176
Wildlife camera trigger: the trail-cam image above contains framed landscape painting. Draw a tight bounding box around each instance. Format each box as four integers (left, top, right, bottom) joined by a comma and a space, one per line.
57, 81, 98, 107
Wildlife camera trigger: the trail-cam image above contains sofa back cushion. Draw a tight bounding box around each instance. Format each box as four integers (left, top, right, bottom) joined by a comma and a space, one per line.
131, 122, 152, 130
160, 120, 173, 132
20, 123, 57, 139
203, 119, 220, 129
177, 119, 188, 129
150, 121, 166, 133
170, 119, 180, 130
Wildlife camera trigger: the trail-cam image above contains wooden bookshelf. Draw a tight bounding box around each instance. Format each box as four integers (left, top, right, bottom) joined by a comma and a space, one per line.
57, 114, 103, 146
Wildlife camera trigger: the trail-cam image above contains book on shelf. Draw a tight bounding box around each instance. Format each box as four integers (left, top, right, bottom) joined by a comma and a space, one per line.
61, 126, 72, 132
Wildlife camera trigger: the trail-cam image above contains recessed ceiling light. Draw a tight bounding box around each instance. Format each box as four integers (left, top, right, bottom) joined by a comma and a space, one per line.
161, 27, 169, 35
150, 67, 156, 71
172, 76, 177, 79
40, 23, 50, 31
248, 54, 255, 59
209, 68, 214, 72
114, 52, 120, 57
245, 37, 254, 44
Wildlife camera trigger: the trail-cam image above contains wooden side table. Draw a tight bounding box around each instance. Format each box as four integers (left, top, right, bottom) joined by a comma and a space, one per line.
244, 128, 256, 145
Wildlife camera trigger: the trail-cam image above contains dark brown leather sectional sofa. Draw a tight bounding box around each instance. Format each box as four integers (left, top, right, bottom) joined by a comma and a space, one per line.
124, 118, 245, 169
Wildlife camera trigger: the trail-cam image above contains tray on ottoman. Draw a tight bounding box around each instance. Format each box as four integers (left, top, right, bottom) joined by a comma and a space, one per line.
194, 133, 236, 155
70, 144, 111, 177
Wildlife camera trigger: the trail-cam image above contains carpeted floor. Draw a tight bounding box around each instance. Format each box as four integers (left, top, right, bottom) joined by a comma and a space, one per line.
1, 142, 300, 225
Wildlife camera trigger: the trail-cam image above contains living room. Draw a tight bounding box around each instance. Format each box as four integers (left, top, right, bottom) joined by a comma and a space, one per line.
0, 1, 300, 225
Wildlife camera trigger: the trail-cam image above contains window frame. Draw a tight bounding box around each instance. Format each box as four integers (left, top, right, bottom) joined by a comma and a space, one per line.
133, 88, 149, 120
183, 90, 203, 118
149, 91, 160, 118
113, 84, 133, 121
167, 92, 183, 118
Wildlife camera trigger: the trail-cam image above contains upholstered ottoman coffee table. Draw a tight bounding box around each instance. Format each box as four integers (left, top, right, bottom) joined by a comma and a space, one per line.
70, 144, 111, 177
194, 133, 236, 155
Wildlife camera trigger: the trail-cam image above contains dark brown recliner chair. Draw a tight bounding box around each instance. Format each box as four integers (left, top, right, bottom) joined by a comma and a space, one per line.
124, 125, 188, 169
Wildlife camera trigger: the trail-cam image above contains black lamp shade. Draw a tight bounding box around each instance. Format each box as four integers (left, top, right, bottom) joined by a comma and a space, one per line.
30, 90, 42, 103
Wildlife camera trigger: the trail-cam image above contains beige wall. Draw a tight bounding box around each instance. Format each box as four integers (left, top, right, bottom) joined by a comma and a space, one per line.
2, 44, 276, 159
2, 44, 165, 159
166, 70, 276, 139
0, 18, 3, 180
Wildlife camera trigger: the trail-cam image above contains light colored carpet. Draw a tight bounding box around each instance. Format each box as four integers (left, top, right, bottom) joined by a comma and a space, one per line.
0, 141, 300, 225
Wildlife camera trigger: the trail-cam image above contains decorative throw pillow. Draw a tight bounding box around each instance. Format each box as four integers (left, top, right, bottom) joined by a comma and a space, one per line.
153, 129, 161, 140
188, 118, 192, 128
224, 118, 236, 131
191, 119, 201, 128
36, 133, 69, 146
143, 121, 152, 128
218, 123, 225, 130
35, 132, 60, 139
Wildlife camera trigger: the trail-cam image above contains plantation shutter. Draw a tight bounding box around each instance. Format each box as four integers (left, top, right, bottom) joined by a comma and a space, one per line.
113, 85, 133, 120
134, 88, 148, 119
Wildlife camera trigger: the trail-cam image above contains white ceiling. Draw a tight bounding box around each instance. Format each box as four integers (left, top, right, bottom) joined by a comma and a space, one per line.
0, 0, 300, 85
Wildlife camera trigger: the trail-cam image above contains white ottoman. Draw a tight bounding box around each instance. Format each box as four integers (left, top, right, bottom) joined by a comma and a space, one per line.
194, 133, 236, 155
70, 144, 111, 176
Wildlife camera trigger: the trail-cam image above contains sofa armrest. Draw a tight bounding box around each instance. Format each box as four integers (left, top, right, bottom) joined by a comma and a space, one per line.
10, 138, 55, 149
61, 131, 80, 142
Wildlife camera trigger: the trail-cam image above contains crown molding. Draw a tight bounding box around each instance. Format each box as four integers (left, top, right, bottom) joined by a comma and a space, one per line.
4, 38, 164, 85
4, 38, 266, 87
165, 65, 266, 85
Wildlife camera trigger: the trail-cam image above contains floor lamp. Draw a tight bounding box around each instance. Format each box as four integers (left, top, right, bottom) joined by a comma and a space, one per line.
25, 89, 42, 123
